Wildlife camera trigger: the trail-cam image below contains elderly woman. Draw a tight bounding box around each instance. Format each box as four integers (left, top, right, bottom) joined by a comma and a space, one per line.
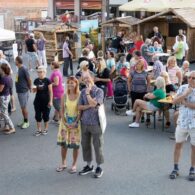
128, 76, 166, 128
33, 66, 53, 136
78, 48, 94, 72
106, 51, 116, 98
0, 63, 15, 134
95, 57, 110, 97
151, 55, 164, 79
57, 76, 80, 174
166, 56, 182, 90
181, 60, 190, 84
50, 61, 64, 123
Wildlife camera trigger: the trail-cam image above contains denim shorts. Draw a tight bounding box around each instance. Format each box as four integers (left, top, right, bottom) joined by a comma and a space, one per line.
146, 102, 159, 111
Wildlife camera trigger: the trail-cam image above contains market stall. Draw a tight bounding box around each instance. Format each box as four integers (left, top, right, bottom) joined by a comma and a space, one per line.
132, 8, 195, 62
34, 23, 78, 64
101, 16, 140, 51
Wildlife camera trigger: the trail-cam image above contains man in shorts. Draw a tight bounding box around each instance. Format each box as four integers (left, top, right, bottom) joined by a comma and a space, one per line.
15, 56, 32, 129
25, 33, 40, 70
169, 71, 195, 181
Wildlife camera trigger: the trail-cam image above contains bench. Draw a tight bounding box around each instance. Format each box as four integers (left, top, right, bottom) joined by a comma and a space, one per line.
141, 110, 157, 129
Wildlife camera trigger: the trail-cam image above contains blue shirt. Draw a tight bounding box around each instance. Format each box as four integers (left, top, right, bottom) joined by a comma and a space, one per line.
106, 58, 115, 70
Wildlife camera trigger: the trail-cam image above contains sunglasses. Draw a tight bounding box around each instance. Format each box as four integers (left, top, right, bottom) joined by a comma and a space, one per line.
188, 76, 195, 80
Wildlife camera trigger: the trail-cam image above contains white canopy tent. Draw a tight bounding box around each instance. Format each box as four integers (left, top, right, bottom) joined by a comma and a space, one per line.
119, 0, 169, 12
0, 28, 15, 42
119, 0, 195, 12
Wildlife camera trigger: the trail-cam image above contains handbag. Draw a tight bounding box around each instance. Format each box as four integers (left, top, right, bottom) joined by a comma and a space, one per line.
98, 104, 107, 134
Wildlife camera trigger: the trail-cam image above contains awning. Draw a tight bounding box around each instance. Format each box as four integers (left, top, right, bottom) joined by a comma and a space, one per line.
119, 0, 169, 12
0, 28, 16, 41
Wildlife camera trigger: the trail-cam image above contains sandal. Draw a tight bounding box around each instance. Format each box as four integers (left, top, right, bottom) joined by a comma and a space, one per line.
188, 171, 195, 181
56, 165, 67, 172
4, 128, 16, 135
169, 170, 179, 179
69, 167, 77, 174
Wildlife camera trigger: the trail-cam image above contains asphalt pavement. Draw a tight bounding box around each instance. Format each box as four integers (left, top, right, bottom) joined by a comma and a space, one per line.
0, 56, 195, 195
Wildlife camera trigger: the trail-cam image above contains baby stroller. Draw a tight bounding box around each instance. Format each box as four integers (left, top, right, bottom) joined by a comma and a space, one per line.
111, 76, 130, 115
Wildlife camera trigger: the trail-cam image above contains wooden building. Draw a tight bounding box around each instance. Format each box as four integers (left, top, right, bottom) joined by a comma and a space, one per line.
34, 23, 78, 64
133, 8, 195, 62
101, 16, 140, 51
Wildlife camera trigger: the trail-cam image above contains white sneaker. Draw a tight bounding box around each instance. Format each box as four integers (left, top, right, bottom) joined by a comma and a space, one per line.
126, 110, 136, 116
129, 122, 140, 128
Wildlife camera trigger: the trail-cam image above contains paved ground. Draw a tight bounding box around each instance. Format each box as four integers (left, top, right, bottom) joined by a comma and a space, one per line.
0, 57, 195, 195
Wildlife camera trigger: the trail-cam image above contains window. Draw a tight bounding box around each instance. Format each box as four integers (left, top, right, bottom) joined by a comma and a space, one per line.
168, 23, 187, 37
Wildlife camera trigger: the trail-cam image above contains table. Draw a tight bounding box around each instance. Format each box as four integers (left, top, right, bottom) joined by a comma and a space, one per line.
155, 53, 171, 65
158, 95, 176, 131
155, 53, 170, 57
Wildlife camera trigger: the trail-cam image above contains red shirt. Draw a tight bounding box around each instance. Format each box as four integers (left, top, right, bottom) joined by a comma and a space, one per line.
135, 41, 144, 51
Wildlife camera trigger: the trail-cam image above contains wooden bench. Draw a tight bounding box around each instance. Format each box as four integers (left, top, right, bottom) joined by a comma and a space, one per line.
142, 110, 157, 129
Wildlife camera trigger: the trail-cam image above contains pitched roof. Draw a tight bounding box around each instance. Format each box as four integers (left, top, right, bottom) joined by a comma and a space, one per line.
134, 8, 195, 28
102, 16, 141, 27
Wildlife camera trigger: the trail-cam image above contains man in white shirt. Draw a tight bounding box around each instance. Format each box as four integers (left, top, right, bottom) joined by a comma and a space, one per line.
176, 29, 187, 43
169, 71, 195, 181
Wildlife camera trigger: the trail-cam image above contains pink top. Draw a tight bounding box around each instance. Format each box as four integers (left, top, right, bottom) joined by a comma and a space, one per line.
50, 70, 64, 98
167, 66, 181, 84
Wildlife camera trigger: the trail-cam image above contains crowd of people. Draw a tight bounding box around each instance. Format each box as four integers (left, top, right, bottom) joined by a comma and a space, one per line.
0, 25, 195, 181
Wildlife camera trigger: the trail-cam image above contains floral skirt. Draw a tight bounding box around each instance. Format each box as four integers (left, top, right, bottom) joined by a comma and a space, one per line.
57, 117, 80, 149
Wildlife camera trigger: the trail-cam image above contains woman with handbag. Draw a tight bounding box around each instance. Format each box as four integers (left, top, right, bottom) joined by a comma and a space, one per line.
106, 51, 116, 98
56, 76, 80, 174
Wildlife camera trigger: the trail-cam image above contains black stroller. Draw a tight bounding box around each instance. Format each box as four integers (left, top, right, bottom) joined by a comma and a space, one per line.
111, 76, 130, 115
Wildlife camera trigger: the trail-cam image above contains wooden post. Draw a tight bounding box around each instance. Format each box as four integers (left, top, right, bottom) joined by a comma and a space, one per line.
74, 0, 81, 60
102, 0, 109, 53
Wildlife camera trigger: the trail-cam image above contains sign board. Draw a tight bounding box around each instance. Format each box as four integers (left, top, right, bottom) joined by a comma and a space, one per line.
0, 15, 4, 28
81, 19, 98, 33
